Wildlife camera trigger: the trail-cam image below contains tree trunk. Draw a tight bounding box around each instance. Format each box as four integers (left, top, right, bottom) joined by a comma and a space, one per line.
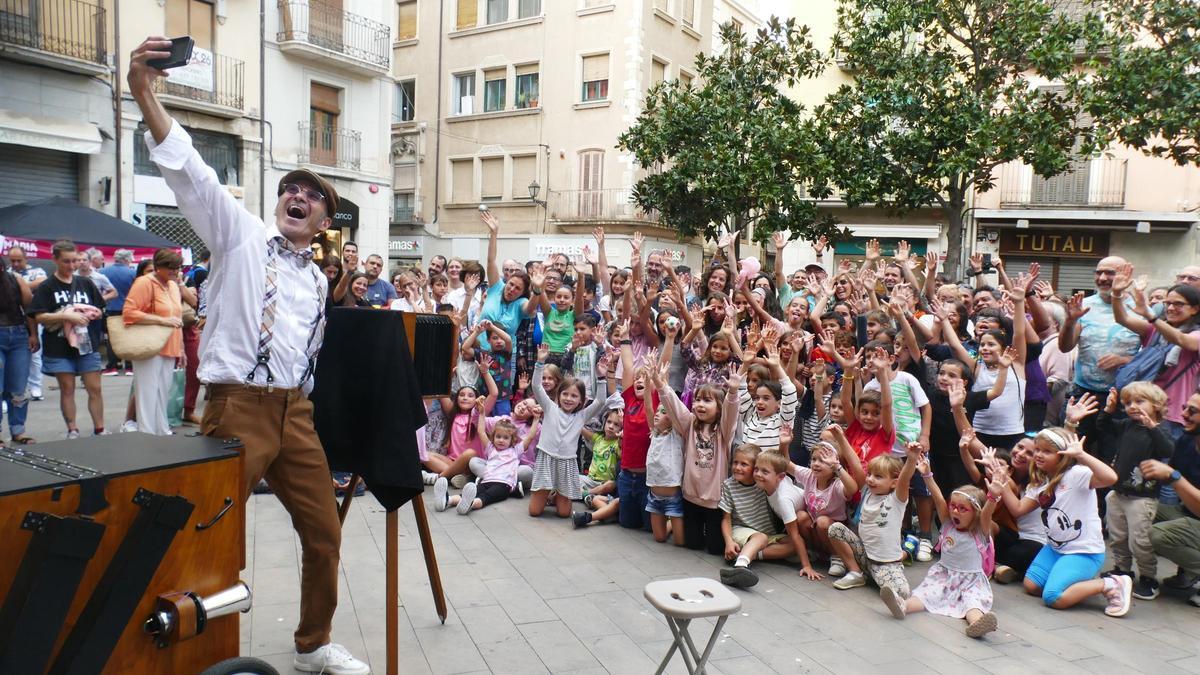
943, 202, 965, 280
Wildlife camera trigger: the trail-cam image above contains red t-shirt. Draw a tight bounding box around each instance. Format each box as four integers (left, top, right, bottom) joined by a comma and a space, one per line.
845, 420, 896, 469
620, 387, 659, 471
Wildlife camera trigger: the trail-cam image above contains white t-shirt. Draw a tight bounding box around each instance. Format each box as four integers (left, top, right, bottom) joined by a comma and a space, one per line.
863, 371, 930, 454
646, 430, 684, 488
767, 477, 806, 525
971, 364, 1025, 436
1024, 465, 1104, 555
857, 490, 908, 563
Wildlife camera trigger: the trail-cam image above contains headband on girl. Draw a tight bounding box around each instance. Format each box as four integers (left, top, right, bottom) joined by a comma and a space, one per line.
1036, 429, 1068, 451
951, 490, 982, 509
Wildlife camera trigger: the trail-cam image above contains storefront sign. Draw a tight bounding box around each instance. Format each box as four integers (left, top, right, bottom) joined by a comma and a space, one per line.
998, 229, 1109, 258
389, 238, 421, 254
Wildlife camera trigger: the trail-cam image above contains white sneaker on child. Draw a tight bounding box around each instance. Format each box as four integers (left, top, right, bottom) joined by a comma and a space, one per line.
1103, 574, 1133, 617
828, 556, 847, 577
880, 586, 906, 619
457, 481, 478, 515
917, 538, 934, 562
450, 474, 469, 489
433, 477, 449, 512
833, 571, 867, 590
422, 470, 438, 485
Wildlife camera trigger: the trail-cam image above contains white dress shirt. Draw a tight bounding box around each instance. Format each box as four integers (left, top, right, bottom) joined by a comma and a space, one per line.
148, 123, 324, 392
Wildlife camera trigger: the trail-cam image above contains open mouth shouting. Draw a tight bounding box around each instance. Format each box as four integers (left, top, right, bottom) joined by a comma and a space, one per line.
286, 200, 308, 220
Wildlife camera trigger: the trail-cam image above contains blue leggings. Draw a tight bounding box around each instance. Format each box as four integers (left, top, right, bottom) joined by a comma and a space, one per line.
1024, 545, 1105, 606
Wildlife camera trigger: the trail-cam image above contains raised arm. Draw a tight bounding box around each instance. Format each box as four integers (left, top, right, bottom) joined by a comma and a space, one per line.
895, 443, 919, 503
915, 451, 948, 523
1004, 284, 1028, 367
482, 211, 501, 286
477, 353, 498, 414
772, 232, 789, 291
592, 227, 611, 297
869, 349, 896, 437
1058, 292, 1088, 352
827, 424, 864, 490
1110, 263, 1151, 338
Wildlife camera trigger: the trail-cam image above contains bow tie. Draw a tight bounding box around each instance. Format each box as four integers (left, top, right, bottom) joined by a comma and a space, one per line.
270, 236, 315, 264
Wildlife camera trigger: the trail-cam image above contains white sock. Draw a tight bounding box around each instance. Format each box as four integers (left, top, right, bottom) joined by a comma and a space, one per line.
735, 555, 750, 568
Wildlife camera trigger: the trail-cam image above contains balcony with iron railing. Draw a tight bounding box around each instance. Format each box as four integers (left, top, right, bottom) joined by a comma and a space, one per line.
548, 188, 659, 225
298, 121, 361, 172
0, 0, 107, 76
152, 52, 245, 118
999, 157, 1127, 209
277, 0, 389, 75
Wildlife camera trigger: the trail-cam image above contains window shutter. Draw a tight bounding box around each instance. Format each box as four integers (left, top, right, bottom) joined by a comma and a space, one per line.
451, 159, 474, 202
398, 1, 417, 39
481, 157, 503, 200
456, 0, 476, 29
651, 59, 666, 85
579, 151, 603, 191
682, 0, 694, 26
512, 155, 536, 199
310, 83, 341, 114
515, 63, 538, 76
582, 54, 608, 82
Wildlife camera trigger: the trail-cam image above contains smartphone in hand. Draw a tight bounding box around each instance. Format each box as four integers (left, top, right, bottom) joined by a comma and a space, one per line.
148, 36, 194, 70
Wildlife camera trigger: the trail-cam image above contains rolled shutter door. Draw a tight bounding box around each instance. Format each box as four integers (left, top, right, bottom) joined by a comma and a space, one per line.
0, 143, 78, 207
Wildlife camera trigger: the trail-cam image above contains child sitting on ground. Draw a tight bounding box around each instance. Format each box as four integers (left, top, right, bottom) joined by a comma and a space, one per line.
779, 424, 862, 578
718, 444, 796, 588
827, 443, 918, 601
753, 451, 822, 580
436, 405, 541, 515
881, 452, 1001, 639
579, 407, 622, 507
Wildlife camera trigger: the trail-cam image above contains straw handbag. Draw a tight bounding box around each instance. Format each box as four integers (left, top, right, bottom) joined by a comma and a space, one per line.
106, 316, 173, 361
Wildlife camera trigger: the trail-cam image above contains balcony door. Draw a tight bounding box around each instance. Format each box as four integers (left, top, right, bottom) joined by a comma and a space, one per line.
310, 82, 341, 167
578, 150, 604, 218
1030, 156, 1091, 206
310, 0, 344, 51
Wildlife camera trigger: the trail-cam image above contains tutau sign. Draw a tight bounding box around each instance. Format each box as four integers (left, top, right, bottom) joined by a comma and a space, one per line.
998, 229, 1109, 258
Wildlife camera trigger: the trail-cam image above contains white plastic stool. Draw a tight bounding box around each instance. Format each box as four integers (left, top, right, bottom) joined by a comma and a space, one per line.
643, 577, 742, 675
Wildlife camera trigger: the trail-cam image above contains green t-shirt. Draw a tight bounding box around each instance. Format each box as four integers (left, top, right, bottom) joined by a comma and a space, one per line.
544, 306, 575, 353
588, 436, 621, 482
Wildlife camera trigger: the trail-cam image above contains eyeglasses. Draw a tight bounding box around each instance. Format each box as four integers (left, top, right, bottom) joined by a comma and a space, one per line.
282, 183, 326, 203
1177, 274, 1200, 282
1184, 405, 1200, 416
948, 502, 974, 514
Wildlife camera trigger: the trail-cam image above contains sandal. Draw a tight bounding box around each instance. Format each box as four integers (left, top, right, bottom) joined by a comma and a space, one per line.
11, 435, 35, 445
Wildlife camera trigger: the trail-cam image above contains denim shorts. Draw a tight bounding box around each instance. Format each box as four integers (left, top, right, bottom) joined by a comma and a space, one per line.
43, 351, 103, 375
645, 490, 684, 518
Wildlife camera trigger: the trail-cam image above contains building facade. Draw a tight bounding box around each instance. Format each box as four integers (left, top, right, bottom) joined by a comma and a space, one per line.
0, 0, 115, 216
388, 0, 717, 275
120, 0, 264, 254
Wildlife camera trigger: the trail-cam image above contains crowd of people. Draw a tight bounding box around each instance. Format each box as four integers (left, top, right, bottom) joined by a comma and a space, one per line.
320, 212, 1199, 637
0, 241, 207, 441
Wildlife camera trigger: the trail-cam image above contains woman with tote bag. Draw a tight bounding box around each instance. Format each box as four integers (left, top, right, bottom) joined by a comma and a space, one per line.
121, 249, 184, 435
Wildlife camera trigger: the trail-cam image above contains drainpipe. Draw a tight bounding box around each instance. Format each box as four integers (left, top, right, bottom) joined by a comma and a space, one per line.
112, 0, 122, 218
259, 0, 267, 219
429, 0, 444, 234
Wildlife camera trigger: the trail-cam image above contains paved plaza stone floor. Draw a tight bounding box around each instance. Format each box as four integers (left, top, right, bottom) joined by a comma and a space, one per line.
16, 377, 1200, 674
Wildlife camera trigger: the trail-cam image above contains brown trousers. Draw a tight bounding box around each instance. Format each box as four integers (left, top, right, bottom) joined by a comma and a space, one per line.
202, 383, 340, 653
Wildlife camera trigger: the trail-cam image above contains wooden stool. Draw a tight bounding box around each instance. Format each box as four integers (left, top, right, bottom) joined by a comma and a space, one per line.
643, 577, 741, 675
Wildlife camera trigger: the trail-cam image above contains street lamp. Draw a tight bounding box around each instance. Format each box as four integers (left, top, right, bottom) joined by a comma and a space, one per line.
528, 179, 546, 206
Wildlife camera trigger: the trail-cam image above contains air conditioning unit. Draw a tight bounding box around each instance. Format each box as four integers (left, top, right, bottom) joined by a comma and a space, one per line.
459, 96, 474, 115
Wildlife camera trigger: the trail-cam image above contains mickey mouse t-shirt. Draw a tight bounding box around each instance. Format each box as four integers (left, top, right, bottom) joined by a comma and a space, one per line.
1025, 464, 1105, 555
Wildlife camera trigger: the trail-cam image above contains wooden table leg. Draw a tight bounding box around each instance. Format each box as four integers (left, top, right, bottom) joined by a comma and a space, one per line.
409, 494, 447, 623
386, 509, 398, 675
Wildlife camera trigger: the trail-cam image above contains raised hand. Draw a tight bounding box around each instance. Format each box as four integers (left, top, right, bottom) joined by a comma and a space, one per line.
481, 210, 500, 233
969, 252, 984, 274
536, 342, 550, 363
1105, 386, 1119, 412
1066, 291, 1090, 321
717, 230, 737, 249
465, 272, 482, 293
998, 345, 1018, 368
528, 263, 546, 289
1027, 261, 1041, 284
477, 351, 494, 374
517, 371, 531, 391
1059, 432, 1086, 458
868, 346, 891, 373
864, 239, 882, 262
631, 231, 644, 255
772, 231, 789, 250
895, 240, 911, 262
837, 259, 854, 276
1034, 280, 1055, 300
592, 226, 605, 247
1064, 393, 1100, 423
948, 379, 966, 408
924, 251, 938, 274
812, 235, 828, 256
1112, 262, 1134, 294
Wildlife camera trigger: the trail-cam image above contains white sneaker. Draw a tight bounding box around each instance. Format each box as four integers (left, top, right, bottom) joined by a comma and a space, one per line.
450, 474, 469, 489
294, 642, 370, 675
828, 556, 847, 577
432, 477, 449, 512
120, 420, 138, 433
421, 470, 438, 485
66, 429, 80, 440
833, 571, 867, 590
457, 481, 478, 515
917, 538, 934, 562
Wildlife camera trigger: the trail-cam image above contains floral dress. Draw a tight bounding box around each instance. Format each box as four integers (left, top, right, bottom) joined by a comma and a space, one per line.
912, 528, 993, 617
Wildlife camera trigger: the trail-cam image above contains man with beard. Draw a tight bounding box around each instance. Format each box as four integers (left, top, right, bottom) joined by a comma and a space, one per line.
1142, 389, 1200, 607
127, 37, 368, 674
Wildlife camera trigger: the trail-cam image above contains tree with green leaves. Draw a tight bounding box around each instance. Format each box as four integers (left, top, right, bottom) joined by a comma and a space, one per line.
1074, 0, 1200, 166
617, 18, 841, 248
810, 0, 1089, 277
